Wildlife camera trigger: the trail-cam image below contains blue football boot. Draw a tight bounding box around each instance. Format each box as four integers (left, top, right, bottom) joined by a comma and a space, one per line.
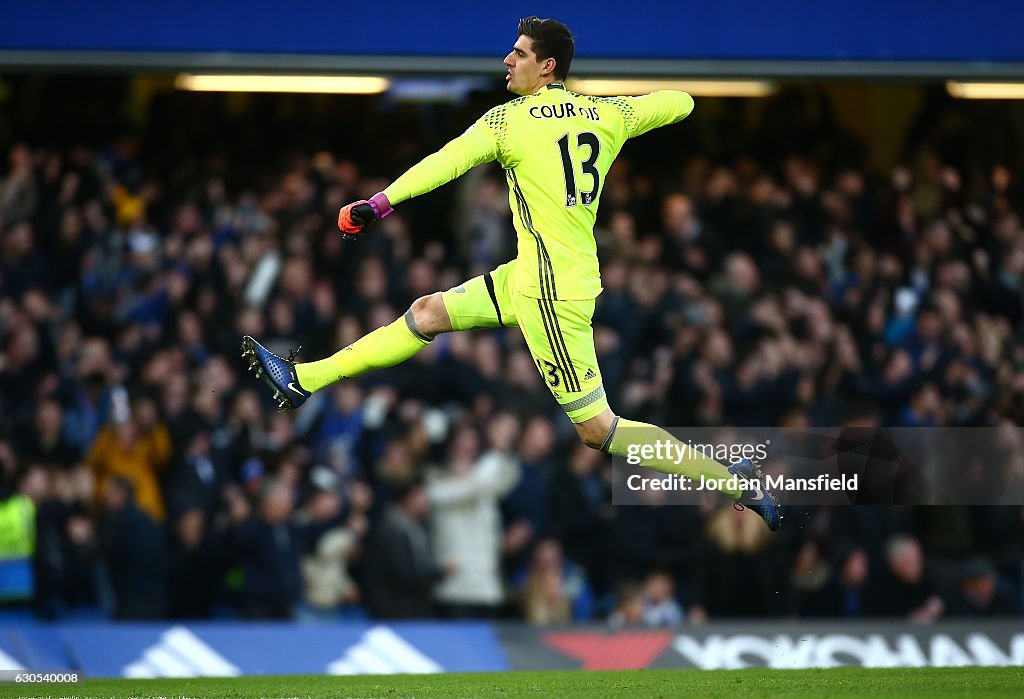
728, 458, 782, 531
241, 336, 310, 411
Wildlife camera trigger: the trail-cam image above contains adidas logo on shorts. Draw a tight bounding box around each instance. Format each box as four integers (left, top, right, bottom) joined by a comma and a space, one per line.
583, 368, 596, 381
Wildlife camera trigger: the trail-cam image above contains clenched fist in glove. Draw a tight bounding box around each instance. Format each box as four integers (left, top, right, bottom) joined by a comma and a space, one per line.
337, 192, 394, 239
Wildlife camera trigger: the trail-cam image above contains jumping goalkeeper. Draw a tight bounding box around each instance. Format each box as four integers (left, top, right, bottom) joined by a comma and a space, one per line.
242, 16, 781, 530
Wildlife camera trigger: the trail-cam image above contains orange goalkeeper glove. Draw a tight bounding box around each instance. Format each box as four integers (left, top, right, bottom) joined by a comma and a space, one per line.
337, 192, 393, 239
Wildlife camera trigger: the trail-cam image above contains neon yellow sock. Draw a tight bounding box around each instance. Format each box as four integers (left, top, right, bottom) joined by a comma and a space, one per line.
295, 311, 431, 393
606, 418, 742, 498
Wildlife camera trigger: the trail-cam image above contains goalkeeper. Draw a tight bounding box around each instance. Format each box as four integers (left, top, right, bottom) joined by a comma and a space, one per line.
242, 16, 781, 530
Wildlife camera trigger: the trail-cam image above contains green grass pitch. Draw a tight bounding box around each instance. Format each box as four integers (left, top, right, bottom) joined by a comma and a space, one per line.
2, 667, 1022, 698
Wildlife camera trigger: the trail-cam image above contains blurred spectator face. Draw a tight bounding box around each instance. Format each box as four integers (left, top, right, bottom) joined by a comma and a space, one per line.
448, 426, 481, 467
114, 419, 138, 447
36, 400, 63, 438
332, 383, 363, 415
614, 584, 645, 624
177, 311, 203, 346
602, 260, 628, 292
267, 413, 295, 450
887, 538, 923, 584
1002, 245, 1024, 277
932, 289, 961, 326
706, 166, 737, 200
644, 572, 674, 604
187, 431, 211, 459
917, 308, 943, 341
185, 235, 213, 271
911, 384, 942, 416
347, 481, 373, 513
232, 389, 262, 424
794, 159, 821, 196
569, 443, 601, 476
199, 356, 235, 394
20, 465, 50, 502
8, 143, 31, 171
307, 490, 341, 521
4, 222, 33, 258
357, 258, 388, 301
103, 479, 131, 512
7, 325, 40, 368
631, 268, 668, 309
609, 211, 636, 248
662, 194, 695, 237
177, 508, 205, 549
378, 440, 415, 484
134, 398, 160, 431
473, 336, 502, 379
769, 221, 796, 255
261, 482, 294, 524
962, 573, 996, 606
992, 165, 1011, 192
748, 175, 776, 206
520, 417, 555, 461
269, 297, 295, 336
841, 549, 869, 587
407, 259, 437, 299
533, 539, 563, 572
279, 257, 313, 298
702, 328, 734, 367
884, 351, 913, 384
993, 213, 1021, 245
924, 221, 953, 258
507, 350, 541, 389
853, 248, 876, 281
235, 307, 265, 338
400, 484, 431, 520
936, 261, 970, 291
368, 303, 397, 332
312, 280, 336, 318
866, 302, 886, 334
793, 247, 822, 283
162, 374, 189, 416
726, 253, 760, 294
837, 170, 864, 197
59, 207, 83, 242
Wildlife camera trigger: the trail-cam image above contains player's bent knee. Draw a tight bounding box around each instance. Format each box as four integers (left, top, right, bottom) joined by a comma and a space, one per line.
410, 293, 452, 337
579, 430, 605, 451
575, 409, 617, 451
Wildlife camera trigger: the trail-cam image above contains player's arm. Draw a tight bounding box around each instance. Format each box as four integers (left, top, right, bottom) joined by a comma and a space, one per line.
623, 90, 695, 139
338, 118, 499, 236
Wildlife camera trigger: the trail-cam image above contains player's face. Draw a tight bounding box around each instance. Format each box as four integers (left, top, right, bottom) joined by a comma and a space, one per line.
504, 35, 543, 95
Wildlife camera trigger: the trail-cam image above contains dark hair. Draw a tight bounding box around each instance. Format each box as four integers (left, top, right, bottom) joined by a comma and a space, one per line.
518, 16, 574, 81
395, 476, 426, 504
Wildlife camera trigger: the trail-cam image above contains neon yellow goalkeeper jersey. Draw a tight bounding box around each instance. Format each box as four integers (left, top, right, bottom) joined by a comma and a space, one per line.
383, 83, 694, 300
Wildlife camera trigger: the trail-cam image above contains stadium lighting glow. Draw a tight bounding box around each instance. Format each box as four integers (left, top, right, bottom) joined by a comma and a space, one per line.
175, 74, 391, 94
566, 78, 777, 97
946, 81, 1024, 99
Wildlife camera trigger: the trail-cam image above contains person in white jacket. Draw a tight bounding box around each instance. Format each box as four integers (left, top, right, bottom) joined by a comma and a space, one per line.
428, 413, 520, 617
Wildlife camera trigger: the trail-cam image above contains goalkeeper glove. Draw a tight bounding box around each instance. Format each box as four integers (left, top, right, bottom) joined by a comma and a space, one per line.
337, 192, 393, 239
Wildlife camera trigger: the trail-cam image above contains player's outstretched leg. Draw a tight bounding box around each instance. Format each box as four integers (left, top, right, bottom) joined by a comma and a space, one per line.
241, 293, 450, 410
578, 409, 782, 531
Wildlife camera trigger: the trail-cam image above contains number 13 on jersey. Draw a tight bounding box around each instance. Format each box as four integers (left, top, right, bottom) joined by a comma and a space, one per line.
557, 132, 601, 207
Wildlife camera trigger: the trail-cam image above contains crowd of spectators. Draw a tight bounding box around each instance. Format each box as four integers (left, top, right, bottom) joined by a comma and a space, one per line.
1, 84, 1023, 625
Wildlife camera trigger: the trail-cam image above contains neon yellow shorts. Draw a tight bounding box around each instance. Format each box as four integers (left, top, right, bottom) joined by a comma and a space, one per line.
441, 260, 608, 423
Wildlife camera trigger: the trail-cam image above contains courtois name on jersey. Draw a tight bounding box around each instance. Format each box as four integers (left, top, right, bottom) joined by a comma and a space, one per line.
527, 103, 601, 121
